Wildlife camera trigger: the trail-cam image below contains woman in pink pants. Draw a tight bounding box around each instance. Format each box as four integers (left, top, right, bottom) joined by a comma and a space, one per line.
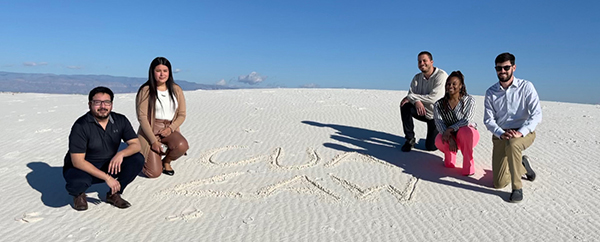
433, 71, 479, 176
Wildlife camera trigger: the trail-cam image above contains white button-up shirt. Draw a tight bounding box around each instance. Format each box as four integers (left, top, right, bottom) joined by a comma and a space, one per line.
483, 77, 542, 138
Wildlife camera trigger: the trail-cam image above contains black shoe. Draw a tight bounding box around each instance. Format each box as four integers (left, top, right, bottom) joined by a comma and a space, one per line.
73, 193, 88, 211
106, 193, 131, 209
425, 146, 438, 151
522, 155, 536, 181
401, 138, 416, 152
162, 168, 175, 176
509, 189, 523, 203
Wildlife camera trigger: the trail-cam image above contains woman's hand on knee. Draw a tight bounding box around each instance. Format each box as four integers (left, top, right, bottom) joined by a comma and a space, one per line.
442, 128, 453, 142
159, 127, 173, 138
151, 141, 165, 155
448, 139, 458, 152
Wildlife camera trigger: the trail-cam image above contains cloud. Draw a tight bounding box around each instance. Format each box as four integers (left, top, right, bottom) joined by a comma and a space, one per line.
301, 83, 320, 88
216, 79, 227, 86
238, 71, 267, 85
173, 68, 181, 73
23, 62, 48, 67
66, 65, 84, 70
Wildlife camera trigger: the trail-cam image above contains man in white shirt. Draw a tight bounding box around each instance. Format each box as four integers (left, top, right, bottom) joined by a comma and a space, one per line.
484, 52, 542, 203
400, 51, 448, 152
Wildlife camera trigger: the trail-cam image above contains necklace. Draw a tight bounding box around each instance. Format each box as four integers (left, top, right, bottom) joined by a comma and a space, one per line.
159, 89, 167, 97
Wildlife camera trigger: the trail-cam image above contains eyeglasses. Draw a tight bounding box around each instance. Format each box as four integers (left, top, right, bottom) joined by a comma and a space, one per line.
91, 100, 112, 106
495, 65, 512, 72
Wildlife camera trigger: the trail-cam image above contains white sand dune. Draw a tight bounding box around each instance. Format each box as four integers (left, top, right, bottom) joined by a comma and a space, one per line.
1, 89, 599, 241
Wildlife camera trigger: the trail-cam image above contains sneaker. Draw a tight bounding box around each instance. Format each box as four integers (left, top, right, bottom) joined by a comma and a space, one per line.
73, 193, 88, 211
509, 189, 523, 203
522, 155, 536, 181
401, 138, 416, 152
106, 193, 131, 209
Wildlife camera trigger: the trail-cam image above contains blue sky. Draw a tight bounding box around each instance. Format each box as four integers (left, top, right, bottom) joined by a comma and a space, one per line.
2, 0, 599, 104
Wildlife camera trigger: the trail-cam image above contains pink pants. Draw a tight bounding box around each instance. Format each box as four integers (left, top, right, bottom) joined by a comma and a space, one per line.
435, 126, 480, 175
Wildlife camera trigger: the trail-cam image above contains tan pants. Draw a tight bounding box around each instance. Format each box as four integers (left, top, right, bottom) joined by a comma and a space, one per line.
143, 119, 189, 178
492, 131, 535, 190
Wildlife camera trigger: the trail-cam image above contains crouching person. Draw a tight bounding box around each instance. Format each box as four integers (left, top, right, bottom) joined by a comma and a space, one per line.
63, 86, 144, 211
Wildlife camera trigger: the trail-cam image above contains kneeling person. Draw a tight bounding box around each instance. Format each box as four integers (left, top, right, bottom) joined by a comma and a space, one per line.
400, 51, 448, 151
63, 86, 144, 211
484, 53, 542, 203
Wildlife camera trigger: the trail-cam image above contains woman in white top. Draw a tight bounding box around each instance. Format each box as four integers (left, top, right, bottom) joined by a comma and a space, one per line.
136, 57, 189, 178
433, 71, 480, 176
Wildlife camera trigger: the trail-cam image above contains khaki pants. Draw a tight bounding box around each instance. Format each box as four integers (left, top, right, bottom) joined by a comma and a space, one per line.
492, 131, 535, 190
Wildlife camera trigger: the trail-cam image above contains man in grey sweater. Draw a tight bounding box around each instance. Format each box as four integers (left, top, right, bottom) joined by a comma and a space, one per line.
400, 51, 448, 152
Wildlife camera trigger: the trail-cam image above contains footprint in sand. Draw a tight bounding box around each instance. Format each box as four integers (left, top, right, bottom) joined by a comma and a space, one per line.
242, 216, 254, 224
165, 209, 203, 222
15, 212, 44, 223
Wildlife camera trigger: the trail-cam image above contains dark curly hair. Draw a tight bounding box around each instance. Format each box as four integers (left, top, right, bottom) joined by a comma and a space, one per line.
440, 70, 468, 112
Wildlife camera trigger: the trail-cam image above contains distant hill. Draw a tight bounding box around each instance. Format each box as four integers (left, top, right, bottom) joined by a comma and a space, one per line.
0, 71, 232, 94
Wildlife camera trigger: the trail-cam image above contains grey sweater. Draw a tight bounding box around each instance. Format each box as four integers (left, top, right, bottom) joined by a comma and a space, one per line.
406, 67, 448, 119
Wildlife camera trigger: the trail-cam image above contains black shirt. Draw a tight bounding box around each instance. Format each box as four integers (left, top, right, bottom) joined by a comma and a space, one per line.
63, 111, 138, 170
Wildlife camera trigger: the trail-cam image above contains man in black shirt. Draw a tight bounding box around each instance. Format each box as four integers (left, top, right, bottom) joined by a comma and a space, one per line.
63, 86, 144, 210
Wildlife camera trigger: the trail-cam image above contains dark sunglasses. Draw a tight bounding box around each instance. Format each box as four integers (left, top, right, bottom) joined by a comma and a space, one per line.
495, 65, 512, 71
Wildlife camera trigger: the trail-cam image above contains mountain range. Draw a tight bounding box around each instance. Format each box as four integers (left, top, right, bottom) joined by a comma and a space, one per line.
0, 71, 231, 94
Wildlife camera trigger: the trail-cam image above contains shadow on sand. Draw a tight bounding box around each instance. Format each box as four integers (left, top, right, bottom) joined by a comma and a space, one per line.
302, 120, 508, 201
26, 142, 134, 208
26, 161, 108, 209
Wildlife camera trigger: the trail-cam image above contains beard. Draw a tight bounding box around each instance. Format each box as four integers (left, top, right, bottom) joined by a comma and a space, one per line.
497, 72, 513, 83
92, 108, 110, 120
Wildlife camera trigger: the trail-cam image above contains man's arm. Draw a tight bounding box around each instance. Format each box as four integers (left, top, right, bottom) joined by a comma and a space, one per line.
407, 71, 447, 106
483, 90, 505, 138
517, 82, 542, 136
71, 153, 121, 194
122, 138, 141, 156
108, 138, 141, 175
108, 114, 143, 175
401, 75, 419, 107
